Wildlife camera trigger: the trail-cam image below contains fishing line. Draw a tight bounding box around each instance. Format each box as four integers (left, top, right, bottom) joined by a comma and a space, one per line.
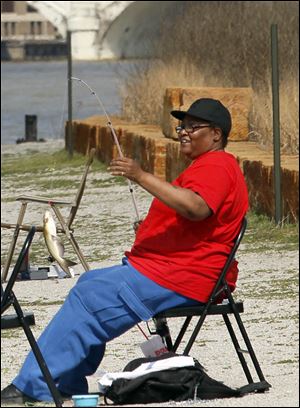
71, 77, 148, 340
71, 76, 140, 222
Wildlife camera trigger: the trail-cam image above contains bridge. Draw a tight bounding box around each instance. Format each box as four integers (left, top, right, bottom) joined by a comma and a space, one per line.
26, 1, 182, 60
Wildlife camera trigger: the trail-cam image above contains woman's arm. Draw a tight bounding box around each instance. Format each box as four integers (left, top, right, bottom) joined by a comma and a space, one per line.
108, 157, 212, 221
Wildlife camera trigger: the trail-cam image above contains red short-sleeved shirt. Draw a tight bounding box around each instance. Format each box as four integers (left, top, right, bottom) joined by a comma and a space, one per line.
126, 150, 249, 303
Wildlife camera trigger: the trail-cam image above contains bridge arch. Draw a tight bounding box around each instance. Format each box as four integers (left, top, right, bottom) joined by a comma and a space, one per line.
25, 1, 185, 60
99, 1, 184, 59
26, 1, 68, 38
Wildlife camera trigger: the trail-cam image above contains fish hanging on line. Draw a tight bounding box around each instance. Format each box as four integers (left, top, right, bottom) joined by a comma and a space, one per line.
43, 210, 76, 278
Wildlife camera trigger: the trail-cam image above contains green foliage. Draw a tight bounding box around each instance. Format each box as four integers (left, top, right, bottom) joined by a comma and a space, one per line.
1, 149, 106, 176
244, 211, 299, 250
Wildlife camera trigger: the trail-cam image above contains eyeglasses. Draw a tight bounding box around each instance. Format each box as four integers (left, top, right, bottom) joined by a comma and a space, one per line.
175, 124, 212, 135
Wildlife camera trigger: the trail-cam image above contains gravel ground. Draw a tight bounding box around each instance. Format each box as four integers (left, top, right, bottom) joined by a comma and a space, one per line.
1, 140, 299, 407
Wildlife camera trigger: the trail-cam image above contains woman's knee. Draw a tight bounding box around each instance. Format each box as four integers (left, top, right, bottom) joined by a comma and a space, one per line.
76, 269, 100, 284
76, 264, 124, 285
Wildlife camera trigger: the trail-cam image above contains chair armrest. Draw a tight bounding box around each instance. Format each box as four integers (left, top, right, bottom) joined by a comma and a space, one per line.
16, 196, 72, 205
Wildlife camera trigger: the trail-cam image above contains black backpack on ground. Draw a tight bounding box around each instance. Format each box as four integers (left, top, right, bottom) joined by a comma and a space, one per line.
103, 352, 260, 405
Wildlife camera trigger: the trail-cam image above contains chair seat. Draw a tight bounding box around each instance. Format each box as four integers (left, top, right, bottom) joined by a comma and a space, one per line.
155, 300, 244, 318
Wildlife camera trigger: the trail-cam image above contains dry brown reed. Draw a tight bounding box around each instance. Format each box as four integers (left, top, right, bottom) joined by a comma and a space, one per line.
120, 1, 299, 154
121, 60, 205, 124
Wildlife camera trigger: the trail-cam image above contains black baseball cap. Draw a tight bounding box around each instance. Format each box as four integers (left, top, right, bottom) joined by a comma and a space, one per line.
171, 98, 232, 138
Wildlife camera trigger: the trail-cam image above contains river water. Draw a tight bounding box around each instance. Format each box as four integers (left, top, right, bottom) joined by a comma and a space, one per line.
1, 60, 139, 145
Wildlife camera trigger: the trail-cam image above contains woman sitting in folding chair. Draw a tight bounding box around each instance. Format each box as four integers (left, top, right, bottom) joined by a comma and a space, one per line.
1, 98, 249, 404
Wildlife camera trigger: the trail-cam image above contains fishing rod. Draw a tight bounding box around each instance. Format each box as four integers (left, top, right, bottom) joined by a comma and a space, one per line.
71, 77, 151, 342
71, 76, 140, 222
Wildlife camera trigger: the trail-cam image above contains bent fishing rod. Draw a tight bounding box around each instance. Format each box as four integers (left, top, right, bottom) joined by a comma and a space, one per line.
71, 76, 140, 222
72, 77, 150, 341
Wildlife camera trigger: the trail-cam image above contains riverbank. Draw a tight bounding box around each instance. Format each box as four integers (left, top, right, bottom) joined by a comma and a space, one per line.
1, 140, 299, 407
1, 39, 67, 61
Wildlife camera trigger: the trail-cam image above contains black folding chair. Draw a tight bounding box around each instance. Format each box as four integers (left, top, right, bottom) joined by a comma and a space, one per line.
152, 218, 271, 393
1, 226, 63, 407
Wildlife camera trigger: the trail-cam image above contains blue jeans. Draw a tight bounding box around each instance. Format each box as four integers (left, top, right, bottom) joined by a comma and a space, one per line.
13, 258, 200, 401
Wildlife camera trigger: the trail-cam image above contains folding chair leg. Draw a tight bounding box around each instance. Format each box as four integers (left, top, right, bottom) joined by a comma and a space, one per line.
1, 203, 27, 283
12, 293, 63, 407
13, 297, 63, 406
230, 310, 268, 384
67, 233, 90, 271
172, 317, 192, 352
223, 314, 254, 383
183, 312, 208, 355
51, 206, 90, 271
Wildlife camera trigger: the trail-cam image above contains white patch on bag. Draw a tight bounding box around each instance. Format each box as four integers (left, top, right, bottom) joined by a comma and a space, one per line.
140, 335, 169, 357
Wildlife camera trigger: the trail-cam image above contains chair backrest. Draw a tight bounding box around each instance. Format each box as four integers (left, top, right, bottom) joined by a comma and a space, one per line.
209, 217, 247, 304
67, 148, 96, 228
1, 226, 36, 314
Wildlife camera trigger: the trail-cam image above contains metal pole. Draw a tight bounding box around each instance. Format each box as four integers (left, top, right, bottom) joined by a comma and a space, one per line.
271, 24, 282, 225
67, 30, 73, 158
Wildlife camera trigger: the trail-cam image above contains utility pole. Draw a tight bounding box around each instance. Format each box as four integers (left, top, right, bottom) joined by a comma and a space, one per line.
271, 24, 282, 225
67, 29, 73, 159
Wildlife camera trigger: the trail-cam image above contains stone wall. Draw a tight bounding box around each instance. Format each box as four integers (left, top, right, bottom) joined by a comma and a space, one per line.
69, 117, 298, 223
71, 119, 170, 179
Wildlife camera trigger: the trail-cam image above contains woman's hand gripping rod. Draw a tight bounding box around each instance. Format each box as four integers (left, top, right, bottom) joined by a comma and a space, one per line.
71, 77, 140, 222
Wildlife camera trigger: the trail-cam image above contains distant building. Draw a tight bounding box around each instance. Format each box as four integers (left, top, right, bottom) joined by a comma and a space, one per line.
1, 0, 60, 40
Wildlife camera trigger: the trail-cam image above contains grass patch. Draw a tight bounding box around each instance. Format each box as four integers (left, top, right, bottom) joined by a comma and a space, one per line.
275, 359, 297, 365
91, 177, 127, 187
5, 176, 77, 191
20, 300, 64, 306
243, 211, 298, 250
1, 149, 106, 176
1, 330, 21, 339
